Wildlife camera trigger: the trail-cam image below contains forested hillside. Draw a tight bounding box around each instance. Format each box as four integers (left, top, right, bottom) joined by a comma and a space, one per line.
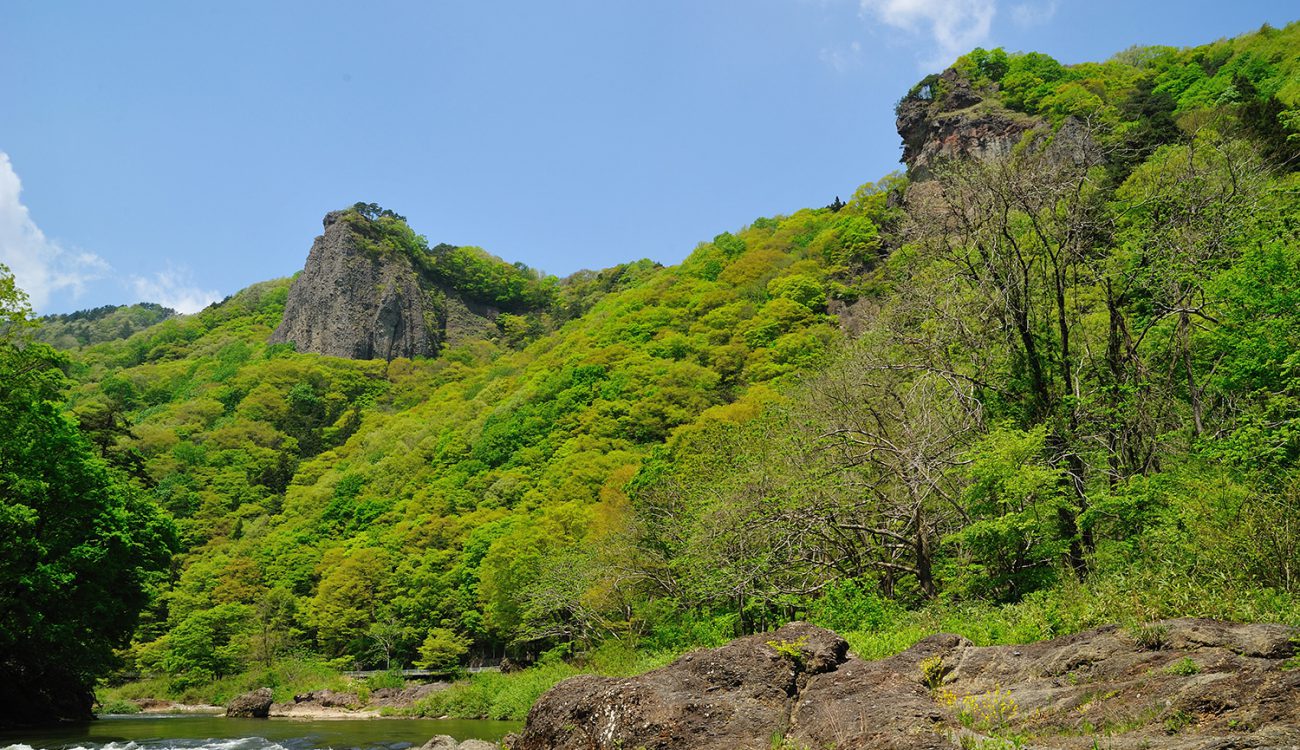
34, 303, 176, 350
5, 20, 1300, 722
52, 194, 867, 690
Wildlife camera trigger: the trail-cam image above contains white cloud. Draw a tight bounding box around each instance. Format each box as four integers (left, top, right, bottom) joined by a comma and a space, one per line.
0, 152, 111, 312
1010, 0, 1057, 27
820, 40, 864, 72
859, 0, 997, 69
0, 153, 223, 315
130, 267, 220, 315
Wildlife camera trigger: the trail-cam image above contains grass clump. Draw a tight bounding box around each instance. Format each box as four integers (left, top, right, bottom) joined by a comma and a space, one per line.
410, 641, 678, 721
919, 655, 946, 690
766, 637, 809, 668
1165, 657, 1200, 676
1128, 623, 1170, 651
96, 698, 141, 715
412, 661, 580, 721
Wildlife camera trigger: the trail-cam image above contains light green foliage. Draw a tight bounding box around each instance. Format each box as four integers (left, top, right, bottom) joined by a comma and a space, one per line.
954, 47, 1011, 86
309, 547, 392, 659
101, 653, 352, 706
766, 636, 809, 668
948, 427, 1069, 602
416, 627, 471, 673
41, 191, 846, 686
95, 698, 142, 715
35, 303, 176, 350
1165, 657, 1200, 675
807, 579, 901, 634
1001, 52, 1070, 112
366, 670, 407, 691
767, 274, 826, 311
412, 660, 580, 721
151, 603, 255, 689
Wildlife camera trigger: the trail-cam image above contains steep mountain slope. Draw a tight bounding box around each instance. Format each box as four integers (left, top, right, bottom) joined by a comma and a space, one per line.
621, 20, 1300, 644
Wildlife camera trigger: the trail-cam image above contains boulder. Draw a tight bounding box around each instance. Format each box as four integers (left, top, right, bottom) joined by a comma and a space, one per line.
369, 682, 447, 708
418, 739, 497, 750
225, 687, 273, 718
513, 622, 847, 750
291, 689, 360, 709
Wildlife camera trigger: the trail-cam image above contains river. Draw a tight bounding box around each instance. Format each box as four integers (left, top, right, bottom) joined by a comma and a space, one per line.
0, 715, 521, 750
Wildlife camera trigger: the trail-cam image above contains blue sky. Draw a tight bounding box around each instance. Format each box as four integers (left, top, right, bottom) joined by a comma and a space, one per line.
1, 1, 1293, 314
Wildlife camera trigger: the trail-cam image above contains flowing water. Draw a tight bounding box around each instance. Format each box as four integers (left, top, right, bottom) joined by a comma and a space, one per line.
0, 715, 521, 750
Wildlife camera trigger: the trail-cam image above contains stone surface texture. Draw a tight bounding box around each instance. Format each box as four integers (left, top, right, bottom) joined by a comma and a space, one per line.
225, 687, 273, 718
895, 68, 1037, 181
513, 619, 1300, 750
270, 211, 500, 360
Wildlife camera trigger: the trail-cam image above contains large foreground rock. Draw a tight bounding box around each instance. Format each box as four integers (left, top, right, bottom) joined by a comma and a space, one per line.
513, 619, 1300, 750
514, 622, 848, 750
226, 687, 273, 718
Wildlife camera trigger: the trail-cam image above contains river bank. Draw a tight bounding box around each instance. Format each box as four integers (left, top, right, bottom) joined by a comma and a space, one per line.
0, 714, 520, 750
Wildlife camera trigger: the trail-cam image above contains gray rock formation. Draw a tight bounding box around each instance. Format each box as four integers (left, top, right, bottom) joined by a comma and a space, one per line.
225, 687, 273, 718
895, 68, 1037, 180
512, 622, 847, 750
419, 738, 498, 750
513, 619, 1300, 750
291, 688, 360, 708
270, 211, 500, 360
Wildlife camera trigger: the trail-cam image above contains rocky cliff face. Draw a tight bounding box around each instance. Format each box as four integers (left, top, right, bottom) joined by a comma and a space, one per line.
896, 68, 1038, 180
270, 211, 499, 360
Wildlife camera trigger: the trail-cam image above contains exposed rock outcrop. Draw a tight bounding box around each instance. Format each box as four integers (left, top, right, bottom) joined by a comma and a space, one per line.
270, 211, 500, 360
513, 622, 848, 750
419, 738, 498, 750
369, 682, 448, 707
292, 688, 360, 709
513, 619, 1300, 750
225, 687, 273, 718
895, 68, 1037, 180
